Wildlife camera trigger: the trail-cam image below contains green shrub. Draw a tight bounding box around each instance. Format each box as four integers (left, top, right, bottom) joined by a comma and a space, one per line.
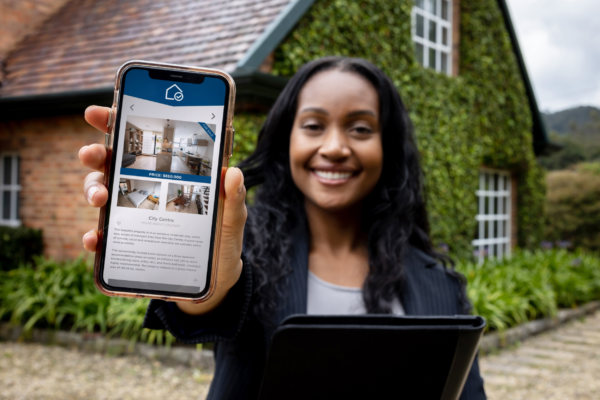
2, 250, 599, 340
457, 249, 600, 332
0, 226, 43, 271
0, 257, 173, 346
545, 162, 600, 252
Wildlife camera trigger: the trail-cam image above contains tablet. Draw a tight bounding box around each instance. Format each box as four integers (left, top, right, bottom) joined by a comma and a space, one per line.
258, 315, 486, 400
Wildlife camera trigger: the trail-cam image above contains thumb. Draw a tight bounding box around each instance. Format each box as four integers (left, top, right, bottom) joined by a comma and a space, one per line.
221, 167, 247, 240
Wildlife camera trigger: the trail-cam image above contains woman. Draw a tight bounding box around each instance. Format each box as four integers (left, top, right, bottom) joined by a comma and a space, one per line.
80, 57, 486, 399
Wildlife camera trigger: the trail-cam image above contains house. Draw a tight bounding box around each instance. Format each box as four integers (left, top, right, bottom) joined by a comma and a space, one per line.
0, 0, 549, 261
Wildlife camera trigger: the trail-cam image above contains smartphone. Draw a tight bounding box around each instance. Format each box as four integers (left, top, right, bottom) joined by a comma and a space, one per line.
93, 60, 235, 303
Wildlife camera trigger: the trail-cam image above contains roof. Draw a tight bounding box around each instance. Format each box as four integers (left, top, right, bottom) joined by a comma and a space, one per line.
0, 0, 291, 98
0, 0, 550, 154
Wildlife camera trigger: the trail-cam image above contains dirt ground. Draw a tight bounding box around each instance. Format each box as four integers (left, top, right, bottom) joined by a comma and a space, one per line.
1, 311, 599, 399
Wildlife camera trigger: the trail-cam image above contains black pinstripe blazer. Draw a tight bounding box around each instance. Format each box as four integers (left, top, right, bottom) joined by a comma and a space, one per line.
144, 225, 486, 400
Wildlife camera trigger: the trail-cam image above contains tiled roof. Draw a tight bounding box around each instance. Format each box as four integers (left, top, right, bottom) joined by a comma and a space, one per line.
0, 0, 291, 98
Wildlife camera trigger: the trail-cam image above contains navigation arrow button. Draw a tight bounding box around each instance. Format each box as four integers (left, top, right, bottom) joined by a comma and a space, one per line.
211, 113, 215, 119
130, 104, 134, 111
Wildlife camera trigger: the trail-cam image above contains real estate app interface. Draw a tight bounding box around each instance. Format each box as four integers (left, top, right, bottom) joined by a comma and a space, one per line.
103, 68, 227, 295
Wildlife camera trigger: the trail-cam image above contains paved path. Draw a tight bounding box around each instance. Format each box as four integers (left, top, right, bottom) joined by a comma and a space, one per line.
481, 310, 600, 399
0, 343, 212, 400
1, 311, 599, 399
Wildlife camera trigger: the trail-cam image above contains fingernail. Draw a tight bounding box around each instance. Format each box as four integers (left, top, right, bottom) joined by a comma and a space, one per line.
237, 169, 244, 193
87, 185, 100, 203
82, 231, 92, 245
84, 105, 97, 115
78, 145, 88, 159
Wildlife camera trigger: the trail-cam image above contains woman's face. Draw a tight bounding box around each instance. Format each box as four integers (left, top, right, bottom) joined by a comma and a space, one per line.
290, 69, 383, 213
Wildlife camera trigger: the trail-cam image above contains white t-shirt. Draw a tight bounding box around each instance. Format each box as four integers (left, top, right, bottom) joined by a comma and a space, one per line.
306, 270, 405, 315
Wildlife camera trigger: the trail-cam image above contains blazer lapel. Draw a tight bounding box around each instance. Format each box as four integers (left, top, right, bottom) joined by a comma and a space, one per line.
273, 222, 309, 326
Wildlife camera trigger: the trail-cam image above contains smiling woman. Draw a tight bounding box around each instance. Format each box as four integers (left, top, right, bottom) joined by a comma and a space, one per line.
81, 57, 486, 399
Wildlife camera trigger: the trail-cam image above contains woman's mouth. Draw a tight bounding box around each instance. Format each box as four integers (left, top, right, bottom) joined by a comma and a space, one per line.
311, 169, 357, 185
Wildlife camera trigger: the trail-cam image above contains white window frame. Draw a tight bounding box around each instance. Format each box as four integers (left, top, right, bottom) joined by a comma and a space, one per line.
0, 153, 22, 227
472, 168, 512, 262
411, 0, 453, 75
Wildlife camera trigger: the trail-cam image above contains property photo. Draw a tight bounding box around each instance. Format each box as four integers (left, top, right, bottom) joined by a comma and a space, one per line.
116, 178, 161, 210
165, 183, 210, 215
121, 115, 216, 177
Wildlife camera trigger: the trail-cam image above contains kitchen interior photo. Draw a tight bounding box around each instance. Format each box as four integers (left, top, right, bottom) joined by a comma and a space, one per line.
122, 115, 215, 176
166, 183, 210, 215
117, 178, 160, 210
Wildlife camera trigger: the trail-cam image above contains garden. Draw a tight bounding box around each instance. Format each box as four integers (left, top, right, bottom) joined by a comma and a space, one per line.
2, 224, 600, 346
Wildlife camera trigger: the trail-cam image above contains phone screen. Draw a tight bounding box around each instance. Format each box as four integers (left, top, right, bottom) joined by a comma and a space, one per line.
100, 67, 230, 298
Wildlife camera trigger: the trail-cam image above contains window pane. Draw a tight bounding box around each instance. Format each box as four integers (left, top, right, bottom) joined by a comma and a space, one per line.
429, 48, 436, 69
3, 156, 11, 185
429, 20, 437, 42
442, 0, 449, 20
2, 191, 10, 219
427, 0, 437, 15
415, 0, 425, 9
16, 192, 20, 221
415, 42, 424, 65
441, 52, 448, 73
442, 27, 448, 46
416, 14, 424, 38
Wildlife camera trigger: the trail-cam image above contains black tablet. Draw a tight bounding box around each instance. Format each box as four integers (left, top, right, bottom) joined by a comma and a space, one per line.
258, 315, 486, 400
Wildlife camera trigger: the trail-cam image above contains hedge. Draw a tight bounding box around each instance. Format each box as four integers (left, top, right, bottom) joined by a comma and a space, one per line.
1, 251, 598, 340
545, 162, 600, 252
232, 0, 546, 258
0, 225, 43, 271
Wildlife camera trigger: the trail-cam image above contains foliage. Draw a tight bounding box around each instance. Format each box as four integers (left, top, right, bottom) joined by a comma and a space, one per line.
0, 257, 173, 346
230, 114, 267, 167
232, 0, 546, 257
0, 226, 43, 271
538, 110, 600, 171
2, 251, 599, 338
545, 162, 600, 252
457, 249, 600, 332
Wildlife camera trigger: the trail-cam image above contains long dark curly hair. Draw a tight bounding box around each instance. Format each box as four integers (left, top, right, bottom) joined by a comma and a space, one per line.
238, 56, 467, 325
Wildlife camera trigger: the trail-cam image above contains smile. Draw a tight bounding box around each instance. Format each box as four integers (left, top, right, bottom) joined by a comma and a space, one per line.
314, 170, 353, 180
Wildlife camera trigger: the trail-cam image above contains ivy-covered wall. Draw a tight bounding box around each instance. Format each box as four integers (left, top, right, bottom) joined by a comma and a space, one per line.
233, 0, 546, 258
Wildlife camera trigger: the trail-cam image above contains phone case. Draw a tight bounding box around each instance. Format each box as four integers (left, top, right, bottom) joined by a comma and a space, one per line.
93, 60, 236, 303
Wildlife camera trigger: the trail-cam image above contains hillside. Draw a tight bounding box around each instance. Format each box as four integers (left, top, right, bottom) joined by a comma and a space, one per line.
543, 106, 600, 134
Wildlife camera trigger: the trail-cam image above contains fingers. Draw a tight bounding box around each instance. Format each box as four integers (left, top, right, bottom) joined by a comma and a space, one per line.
79, 144, 107, 172
83, 172, 109, 207
84, 106, 110, 133
82, 229, 99, 252
222, 167, 247, 235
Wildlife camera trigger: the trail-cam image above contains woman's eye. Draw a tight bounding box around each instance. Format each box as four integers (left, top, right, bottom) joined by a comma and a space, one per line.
352, 125, 373, 134
302, 123, 322, 131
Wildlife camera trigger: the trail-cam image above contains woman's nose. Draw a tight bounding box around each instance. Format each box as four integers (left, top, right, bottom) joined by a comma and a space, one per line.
318, 128, 351, 160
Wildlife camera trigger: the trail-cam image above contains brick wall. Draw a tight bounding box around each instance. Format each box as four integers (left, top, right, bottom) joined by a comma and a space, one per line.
0, 115, 103, 260
0, 0, 70, 59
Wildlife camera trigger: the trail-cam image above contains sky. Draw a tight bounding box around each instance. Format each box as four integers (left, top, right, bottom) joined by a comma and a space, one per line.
505, 0, 600, 113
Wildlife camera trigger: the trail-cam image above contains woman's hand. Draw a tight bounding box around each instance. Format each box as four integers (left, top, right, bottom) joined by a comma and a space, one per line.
80, 106, 246, 315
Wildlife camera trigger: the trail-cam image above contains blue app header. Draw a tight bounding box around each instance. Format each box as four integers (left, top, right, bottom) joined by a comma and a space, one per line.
123, 68, 227, 107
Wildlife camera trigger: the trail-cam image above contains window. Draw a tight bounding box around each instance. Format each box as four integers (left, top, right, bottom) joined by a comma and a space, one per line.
412, 0, 453, 75
472, 169, 512, 261
0, 154, 21, 227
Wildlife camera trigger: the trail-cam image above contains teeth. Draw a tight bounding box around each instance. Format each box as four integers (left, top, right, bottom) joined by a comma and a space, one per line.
314, 170, 353, 180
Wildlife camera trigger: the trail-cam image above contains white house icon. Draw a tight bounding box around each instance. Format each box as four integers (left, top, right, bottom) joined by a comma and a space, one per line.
166, 84, 184, 101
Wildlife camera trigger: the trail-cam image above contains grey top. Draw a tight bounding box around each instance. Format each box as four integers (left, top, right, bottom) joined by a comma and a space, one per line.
307, 270, 405, 315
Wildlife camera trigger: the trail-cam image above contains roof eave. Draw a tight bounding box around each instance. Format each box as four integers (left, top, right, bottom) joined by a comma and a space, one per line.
0, 71, 290, 121
496, 0, 550, 156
